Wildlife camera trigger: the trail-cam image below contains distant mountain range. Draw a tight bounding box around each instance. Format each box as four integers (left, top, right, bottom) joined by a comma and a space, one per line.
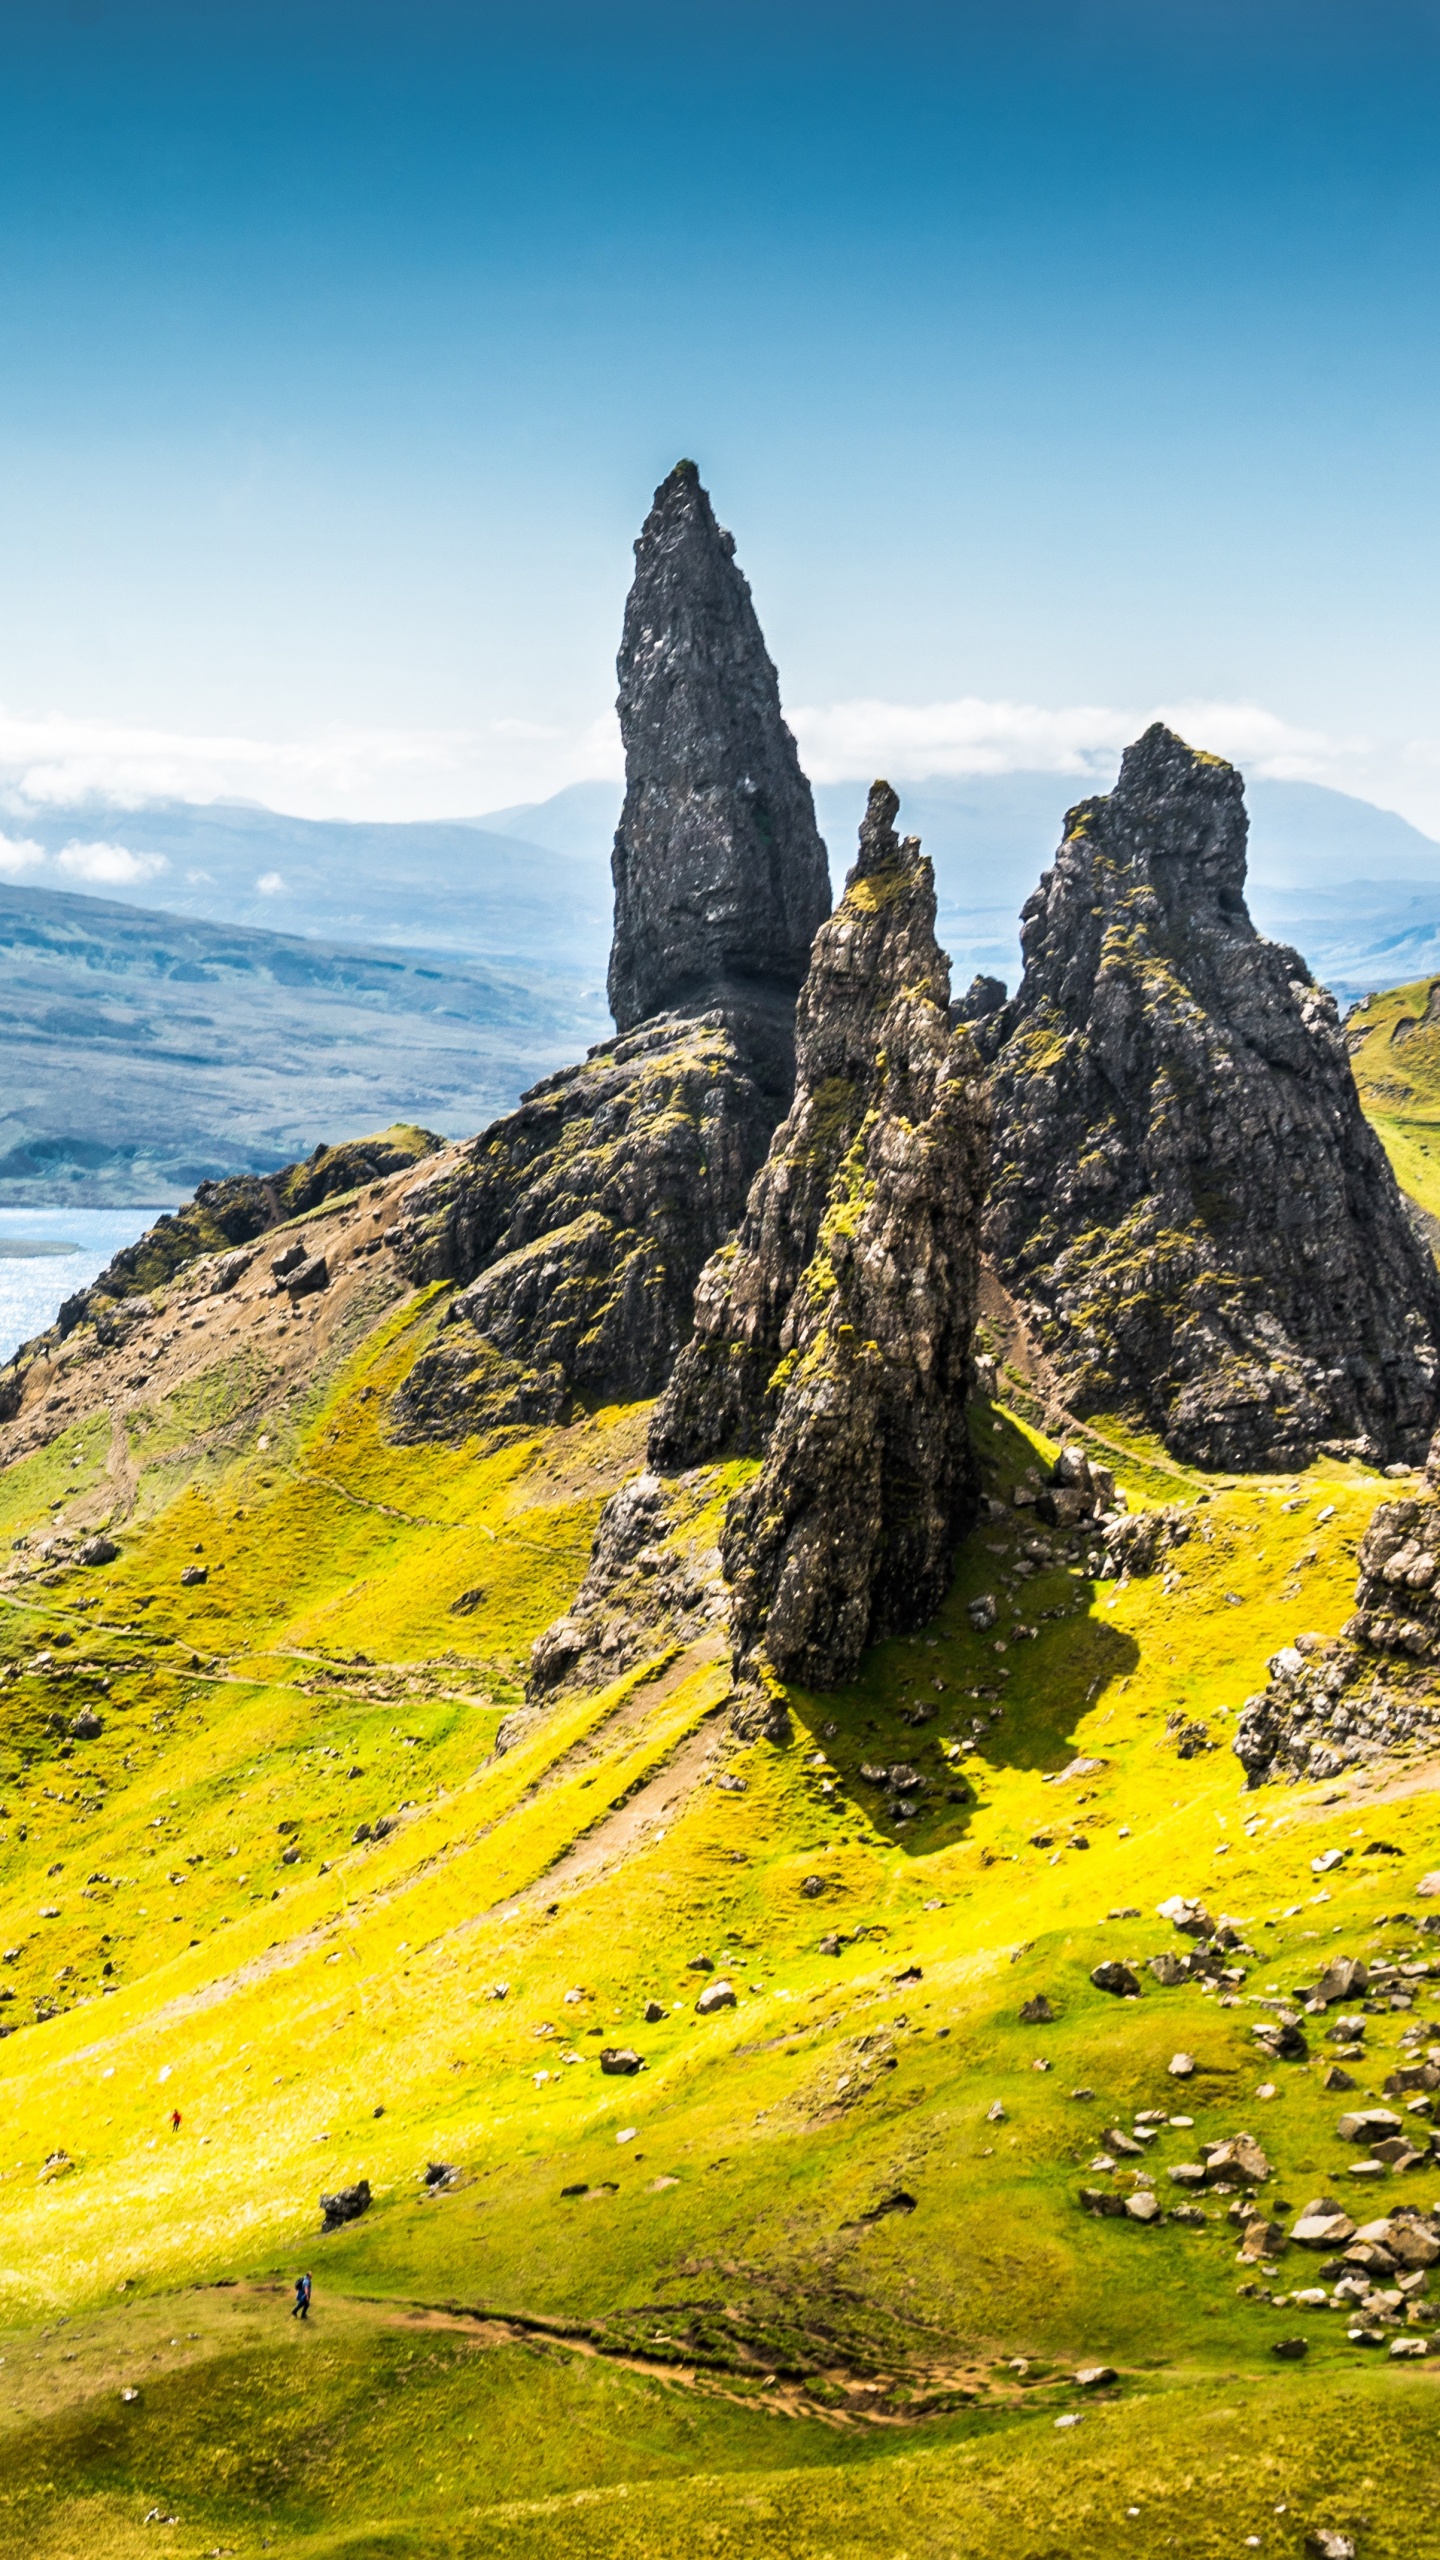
0, 767, 1434, 1202
0, 880, 607, 1204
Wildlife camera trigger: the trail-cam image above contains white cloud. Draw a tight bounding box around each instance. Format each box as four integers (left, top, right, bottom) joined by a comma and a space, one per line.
255, 871, 286, 895
54, 839, 168, 886
786, 694, 1367, 788
0, 701, 616, 825
0, 832, 49, 878
784, 693, 1440, 836
0, 688, 1433, 837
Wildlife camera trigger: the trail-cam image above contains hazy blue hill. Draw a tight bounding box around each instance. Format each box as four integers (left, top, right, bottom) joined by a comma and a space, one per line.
8, 800, 613, 970
0, 879, 608, 1204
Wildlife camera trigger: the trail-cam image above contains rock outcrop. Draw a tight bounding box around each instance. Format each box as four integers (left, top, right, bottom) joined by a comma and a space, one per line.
1234, 1443, 1440, 1784
390, 1014, 777, 1437
631, 781, 991, 1690
391, 465, 832, 1440
607, 460, 831, 1041
975, 724, 1440, 1471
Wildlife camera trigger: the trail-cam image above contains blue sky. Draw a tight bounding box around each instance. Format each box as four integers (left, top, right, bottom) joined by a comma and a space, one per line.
1, 0, 1439, 824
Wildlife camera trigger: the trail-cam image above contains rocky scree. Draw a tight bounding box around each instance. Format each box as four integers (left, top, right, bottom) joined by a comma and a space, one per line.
973, 723, 1440, 1471
545, 782, 991, 1696
389, 462, 832, 1441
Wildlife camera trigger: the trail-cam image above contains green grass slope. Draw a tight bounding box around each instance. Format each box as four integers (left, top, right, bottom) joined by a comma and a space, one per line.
0, 1267, 1437, 2559
1348, 974, 1440, 1238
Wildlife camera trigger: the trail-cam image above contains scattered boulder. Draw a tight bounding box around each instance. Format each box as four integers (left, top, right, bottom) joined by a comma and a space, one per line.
1337, 2106, 1404, 2144
1322, 2064, 1357, 2092
77, 1536, 118, 1567
69, 1710, 103, 1740
1292, 2204, 1354, 2249
179, 1564, 207, 1586
1090, 1961, 1141, 1998
1149, 1953, 1187, 1987
1074, 2365, 1117, 2388
271, 1240, 307, 1277
1253, 2018, 1308, 2062
1123, 2192, 1161, 2224
687, 1953, 714, 1972
320, 2180, 371, 2230
1019, 1994, 1056, 2024
1315, 1954, 1368, 2004
423, 2162, 455, 2189
1305, 2535, 1357, 2560
1168, 2052, 1196, 2078
1270, 2336, 1309, 2360
800, 1875, 826, 1898
600, 2047, 643, 2075
643, 1999, 666, 2024
1202, 2133, 1269, 2187
695, 1980, 737, 2016
285, 1254, 329, 1300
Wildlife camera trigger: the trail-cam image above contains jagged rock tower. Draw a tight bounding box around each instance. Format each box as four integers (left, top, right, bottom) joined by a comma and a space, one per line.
609, 460, 832, 1043
389, 464, 831, 1438
533, 786, 991, 1699
975, 723, 1440, 1471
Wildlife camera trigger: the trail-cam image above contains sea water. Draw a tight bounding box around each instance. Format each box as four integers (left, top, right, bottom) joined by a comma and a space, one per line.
0, 1206, 168, 1364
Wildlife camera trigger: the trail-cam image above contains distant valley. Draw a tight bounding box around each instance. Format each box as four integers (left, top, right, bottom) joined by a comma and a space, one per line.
2, 765, 1436, 1210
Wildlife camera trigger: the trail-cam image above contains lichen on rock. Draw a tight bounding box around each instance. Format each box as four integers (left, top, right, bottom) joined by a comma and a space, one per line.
649, 781, 992, 1689
978, 722, 1440, 1471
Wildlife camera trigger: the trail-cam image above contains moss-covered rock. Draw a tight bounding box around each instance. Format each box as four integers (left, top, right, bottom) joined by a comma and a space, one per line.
977, 723, 1440, 1471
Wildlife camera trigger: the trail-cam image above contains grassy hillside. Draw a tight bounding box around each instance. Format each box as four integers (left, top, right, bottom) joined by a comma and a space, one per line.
0, 1179, 1437, 2557
1347, 974, 1440, 1239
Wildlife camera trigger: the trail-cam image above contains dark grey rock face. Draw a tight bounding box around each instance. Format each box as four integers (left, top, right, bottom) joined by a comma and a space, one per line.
390, 1013, 777, 1438
390, 463, 833, 1441
653, 782, 992, 1688
979, 724, 1440, 1471
607, 460, 831, 1037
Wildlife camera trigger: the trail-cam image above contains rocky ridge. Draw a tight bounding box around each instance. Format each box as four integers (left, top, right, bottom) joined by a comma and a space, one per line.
535, 784, 991, 1698
974, 723, 1440, 1472
390, 466, 831, 1441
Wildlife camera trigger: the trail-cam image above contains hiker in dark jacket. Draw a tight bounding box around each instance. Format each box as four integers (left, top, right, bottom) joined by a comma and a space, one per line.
291, 2272, 312, 2320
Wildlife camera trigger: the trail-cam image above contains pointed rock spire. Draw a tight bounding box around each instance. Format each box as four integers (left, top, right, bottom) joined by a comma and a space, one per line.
652, 781, 992, 1688
979, 724, 1440, 1470
607, 460, 831, 1034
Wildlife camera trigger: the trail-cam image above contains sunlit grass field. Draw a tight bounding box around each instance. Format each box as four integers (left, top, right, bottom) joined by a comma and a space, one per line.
0, 1229, 1437, 2557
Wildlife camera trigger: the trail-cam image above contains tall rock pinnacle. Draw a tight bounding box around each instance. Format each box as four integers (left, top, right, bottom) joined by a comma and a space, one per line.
977, 722, 1440, 1471
640, 782, 990, 1689
387, 466, 826, 1441
607, 460, 832, 1035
